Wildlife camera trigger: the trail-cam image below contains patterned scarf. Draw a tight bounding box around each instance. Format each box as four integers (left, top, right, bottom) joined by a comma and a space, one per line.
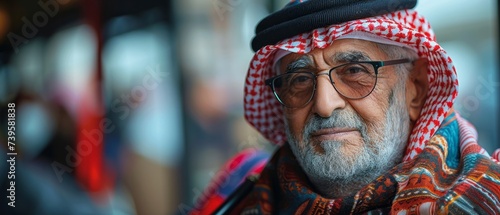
230, 112, 500, 214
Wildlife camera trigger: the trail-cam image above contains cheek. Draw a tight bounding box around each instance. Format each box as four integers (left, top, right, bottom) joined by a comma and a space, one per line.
284, 108, 311, 141
350, 95, 390, 135
351, 100, 384, 122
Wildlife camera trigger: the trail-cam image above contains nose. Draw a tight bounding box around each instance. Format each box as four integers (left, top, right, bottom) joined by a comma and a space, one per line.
312, 74, 346, 117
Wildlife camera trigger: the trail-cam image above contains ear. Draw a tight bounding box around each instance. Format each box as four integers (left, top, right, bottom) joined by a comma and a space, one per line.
406, 58, 429, 122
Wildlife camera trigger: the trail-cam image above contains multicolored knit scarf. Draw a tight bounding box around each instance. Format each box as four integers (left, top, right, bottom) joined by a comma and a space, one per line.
229, 112, 500, 214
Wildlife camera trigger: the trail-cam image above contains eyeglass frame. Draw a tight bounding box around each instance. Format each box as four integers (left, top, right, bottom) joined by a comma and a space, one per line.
265, 58, 412, 108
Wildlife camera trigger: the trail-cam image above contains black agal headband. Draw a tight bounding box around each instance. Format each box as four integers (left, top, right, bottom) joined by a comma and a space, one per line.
251, 0, 418, 52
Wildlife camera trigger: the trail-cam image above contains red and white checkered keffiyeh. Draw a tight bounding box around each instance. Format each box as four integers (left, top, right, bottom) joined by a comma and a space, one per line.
244, 9, 459, 161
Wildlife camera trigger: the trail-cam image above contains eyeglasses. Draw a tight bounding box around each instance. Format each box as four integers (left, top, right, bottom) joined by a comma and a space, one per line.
265, 59, 411, 108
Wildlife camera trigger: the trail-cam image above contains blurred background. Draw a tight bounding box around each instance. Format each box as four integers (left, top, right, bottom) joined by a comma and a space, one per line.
0, 0, 498, 214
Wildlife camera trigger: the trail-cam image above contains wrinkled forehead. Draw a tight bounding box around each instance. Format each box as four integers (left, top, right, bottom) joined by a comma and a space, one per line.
274, 40, 377, 72
272, 32, 418, 74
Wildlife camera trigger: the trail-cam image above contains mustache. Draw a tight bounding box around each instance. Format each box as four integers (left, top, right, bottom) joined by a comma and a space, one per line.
303, 110, 366, 139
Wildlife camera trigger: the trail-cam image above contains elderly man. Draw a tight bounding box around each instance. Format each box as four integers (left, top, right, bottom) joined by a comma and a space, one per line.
191, 0, 500, 214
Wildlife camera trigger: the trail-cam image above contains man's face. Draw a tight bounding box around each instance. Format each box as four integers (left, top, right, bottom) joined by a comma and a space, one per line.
279, 39, 414, 196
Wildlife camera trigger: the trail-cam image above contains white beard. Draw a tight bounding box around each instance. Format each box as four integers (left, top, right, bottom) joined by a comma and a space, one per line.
285, 84, 410, 198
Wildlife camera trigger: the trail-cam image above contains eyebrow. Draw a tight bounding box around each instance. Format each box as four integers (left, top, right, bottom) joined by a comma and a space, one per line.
333, 51, 372, 63
284, 56, 314, 73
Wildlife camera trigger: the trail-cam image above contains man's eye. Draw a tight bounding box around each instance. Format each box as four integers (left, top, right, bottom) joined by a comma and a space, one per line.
341, 65, 370, 74
290, 74, 313, 85
293, 75, 311, 82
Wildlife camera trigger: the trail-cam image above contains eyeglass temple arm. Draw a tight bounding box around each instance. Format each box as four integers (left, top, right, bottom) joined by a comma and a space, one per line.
381, 58, 412, 66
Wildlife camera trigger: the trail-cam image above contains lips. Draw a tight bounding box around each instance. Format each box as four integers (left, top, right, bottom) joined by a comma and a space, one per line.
310, 127, 358, 141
